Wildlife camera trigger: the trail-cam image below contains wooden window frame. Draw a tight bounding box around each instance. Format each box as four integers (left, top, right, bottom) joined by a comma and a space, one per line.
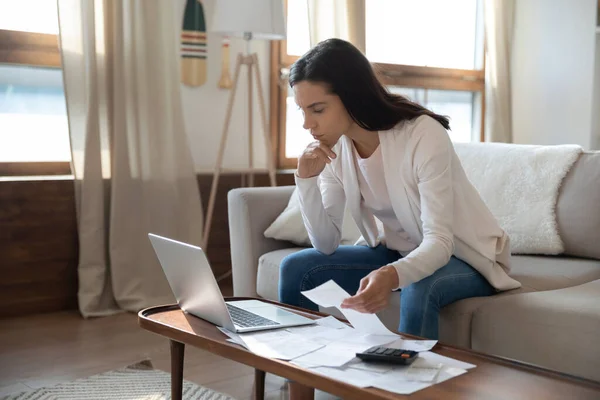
0, 29, 61, 67
0, 29, 68, 176
270, 13, 486, 170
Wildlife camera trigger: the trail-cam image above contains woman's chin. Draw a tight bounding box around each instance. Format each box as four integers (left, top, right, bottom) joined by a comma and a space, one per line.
318, 136, 340, 148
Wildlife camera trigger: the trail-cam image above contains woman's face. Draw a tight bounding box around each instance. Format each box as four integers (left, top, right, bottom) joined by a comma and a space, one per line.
293, 81, 353, 148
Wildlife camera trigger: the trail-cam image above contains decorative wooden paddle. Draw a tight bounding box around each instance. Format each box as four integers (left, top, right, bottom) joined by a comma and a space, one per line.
181, 0, 207, 87
218, 36, 233, 89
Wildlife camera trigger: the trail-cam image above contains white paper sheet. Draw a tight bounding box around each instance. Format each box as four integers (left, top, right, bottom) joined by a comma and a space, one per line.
418, 351, 476, 370
291, 341, 372, 367
301, 280, 399, 336
315, 315, 351, 329
346, 359, 394, 374
370, 364, 466, 395
385, 363, 442, 382
285, 324, 341, 337
306, 328, 397, 347
217, 327, 248, 349
291, 349, 470, 395
237, 329, 325, 360
386, 338, 438, 352
310, 365, 382, 387
347, 357, 441, 382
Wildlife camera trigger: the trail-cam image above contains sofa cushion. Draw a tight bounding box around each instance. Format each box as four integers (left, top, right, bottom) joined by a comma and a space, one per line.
258, 251, 600, 300
471, 279, 600, 382
257, 250, 600, 352
556, 152, 600, 260
510, 255, 600, 292
257, 247, 305, 301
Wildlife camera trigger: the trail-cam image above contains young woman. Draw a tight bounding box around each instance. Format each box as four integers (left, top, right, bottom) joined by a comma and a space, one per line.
278, 37, 520, 399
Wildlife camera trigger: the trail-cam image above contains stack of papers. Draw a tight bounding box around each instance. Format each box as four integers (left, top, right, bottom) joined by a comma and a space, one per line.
219, 280, 476, 395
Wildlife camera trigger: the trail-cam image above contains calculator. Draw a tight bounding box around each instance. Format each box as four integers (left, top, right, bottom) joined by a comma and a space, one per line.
356, 346, 419, 365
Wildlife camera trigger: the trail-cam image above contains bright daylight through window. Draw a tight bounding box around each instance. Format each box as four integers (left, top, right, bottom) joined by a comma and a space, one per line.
0, 0, 70, 164
281, 0, 483, 162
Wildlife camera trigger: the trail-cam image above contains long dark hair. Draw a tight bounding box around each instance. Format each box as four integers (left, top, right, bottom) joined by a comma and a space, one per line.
289, 38, 450, 131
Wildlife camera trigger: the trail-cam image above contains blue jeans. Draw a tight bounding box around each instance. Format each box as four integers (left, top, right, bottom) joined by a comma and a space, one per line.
278, 245, 496, 340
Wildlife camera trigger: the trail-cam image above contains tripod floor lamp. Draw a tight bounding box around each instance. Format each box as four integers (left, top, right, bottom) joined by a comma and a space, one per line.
204, 0, 286, 259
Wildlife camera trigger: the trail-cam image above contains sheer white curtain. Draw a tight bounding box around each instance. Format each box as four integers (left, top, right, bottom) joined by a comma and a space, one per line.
307, 0, 365, 52
58, 0, 204, 317
484, 0, 515, 143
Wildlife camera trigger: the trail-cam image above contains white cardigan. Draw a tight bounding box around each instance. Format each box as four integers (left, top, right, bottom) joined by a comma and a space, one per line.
295, 115, 521, 291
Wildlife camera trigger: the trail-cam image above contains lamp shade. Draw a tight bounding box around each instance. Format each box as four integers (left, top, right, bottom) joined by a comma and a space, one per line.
210, 0, 286, 40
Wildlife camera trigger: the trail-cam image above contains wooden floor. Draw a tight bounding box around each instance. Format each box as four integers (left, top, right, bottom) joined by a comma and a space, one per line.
0, 283, 338, 400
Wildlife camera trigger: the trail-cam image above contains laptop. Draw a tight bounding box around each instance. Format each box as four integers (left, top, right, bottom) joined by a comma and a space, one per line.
148, 233, 316, 333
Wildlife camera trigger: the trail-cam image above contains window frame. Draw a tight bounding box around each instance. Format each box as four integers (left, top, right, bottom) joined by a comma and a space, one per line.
0, 28, 69, 176
270, 7, 486, 170
0, 29, 61, 67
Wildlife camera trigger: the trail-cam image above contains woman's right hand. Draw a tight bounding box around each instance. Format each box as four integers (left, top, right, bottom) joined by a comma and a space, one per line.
297, 141, 337, 179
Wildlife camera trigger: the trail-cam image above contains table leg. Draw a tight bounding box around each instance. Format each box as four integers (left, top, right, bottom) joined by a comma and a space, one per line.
170, 340, 185, 400
254, 369, 265, 400
289, 381, 315, 400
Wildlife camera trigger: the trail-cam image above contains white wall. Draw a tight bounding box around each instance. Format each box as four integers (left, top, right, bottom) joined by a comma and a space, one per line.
176, 0, 271, 172
511, 0, 597, 148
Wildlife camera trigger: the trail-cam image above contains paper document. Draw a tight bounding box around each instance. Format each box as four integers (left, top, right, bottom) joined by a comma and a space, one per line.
290, 347, 472, 395
418, 351, 476, 370
285, 324, 344, 338
315, 315, 350, 329
288, 324, 396, 348
310, 365, 382, 387
301, 280, 399, 336
217, 327, 248, 349
292, 341, 372, 367
370, 365, 467, 395
385, 362, 442, 382
237, 329, 324, 360
386, 338, 437, 352
347, 359, 394, 374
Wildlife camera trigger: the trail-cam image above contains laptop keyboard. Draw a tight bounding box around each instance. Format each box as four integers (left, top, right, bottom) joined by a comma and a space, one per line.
226, 303, 280, 328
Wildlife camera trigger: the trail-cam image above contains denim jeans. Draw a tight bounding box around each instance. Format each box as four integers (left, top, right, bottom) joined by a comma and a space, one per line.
278, 245, 496, 340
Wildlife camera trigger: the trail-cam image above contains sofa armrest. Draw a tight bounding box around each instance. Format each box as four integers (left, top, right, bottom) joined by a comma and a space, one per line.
228, 186, 296, 297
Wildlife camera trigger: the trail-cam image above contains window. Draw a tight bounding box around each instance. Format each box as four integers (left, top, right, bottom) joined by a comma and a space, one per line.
271, 0, 485, 168
0, 0, 71, 176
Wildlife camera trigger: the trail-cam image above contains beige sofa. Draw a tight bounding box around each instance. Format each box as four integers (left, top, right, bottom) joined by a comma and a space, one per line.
227, 150, 600, 382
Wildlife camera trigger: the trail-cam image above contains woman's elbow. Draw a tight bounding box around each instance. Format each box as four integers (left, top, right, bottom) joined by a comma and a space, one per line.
425, 233, 454, 262
311, 235, 340, 255
439, 234, 454, 260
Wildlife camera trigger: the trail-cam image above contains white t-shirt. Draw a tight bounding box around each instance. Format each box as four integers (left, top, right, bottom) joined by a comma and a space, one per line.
353, 143, 418, 255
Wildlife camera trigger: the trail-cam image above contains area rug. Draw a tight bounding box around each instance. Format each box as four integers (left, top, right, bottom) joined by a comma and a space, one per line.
1, 360, 238, 400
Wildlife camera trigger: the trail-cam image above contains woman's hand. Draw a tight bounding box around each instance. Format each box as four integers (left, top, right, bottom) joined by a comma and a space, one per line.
297, 141, 337, 179
341, 265, 399, 313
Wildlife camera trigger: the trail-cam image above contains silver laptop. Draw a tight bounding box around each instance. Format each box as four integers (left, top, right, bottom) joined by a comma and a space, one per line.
148, 233, 315, 333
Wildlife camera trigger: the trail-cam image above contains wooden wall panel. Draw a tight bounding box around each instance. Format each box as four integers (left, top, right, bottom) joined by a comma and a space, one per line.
0, 173, 294, 318
0, 179, 79, 318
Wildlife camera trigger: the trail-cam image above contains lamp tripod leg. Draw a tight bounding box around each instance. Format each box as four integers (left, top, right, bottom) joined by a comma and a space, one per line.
203, 54, 244, 250
252, 54, 277, 187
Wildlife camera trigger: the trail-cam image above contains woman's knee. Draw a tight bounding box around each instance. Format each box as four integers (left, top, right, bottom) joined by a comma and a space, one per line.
280, 249, 320, 281
278, 249, 322, 301
400, 278, 436, 306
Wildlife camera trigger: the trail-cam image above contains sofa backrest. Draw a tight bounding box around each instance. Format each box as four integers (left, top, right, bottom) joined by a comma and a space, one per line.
557, 151, 600, 260
453, 142, 600, 259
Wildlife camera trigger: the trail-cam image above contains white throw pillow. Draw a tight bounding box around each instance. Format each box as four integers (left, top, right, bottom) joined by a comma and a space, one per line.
264, 187, 362, 246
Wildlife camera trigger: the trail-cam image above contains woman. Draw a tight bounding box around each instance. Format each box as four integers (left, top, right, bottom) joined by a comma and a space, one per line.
279, 37, 520, 399
279, 37, 521, 335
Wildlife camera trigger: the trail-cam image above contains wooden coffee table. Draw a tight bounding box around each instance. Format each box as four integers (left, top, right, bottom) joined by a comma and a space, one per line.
138, 297, 600, 400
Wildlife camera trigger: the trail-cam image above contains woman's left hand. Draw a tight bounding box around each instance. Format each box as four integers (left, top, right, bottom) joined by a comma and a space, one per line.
341, 265, 399, 313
